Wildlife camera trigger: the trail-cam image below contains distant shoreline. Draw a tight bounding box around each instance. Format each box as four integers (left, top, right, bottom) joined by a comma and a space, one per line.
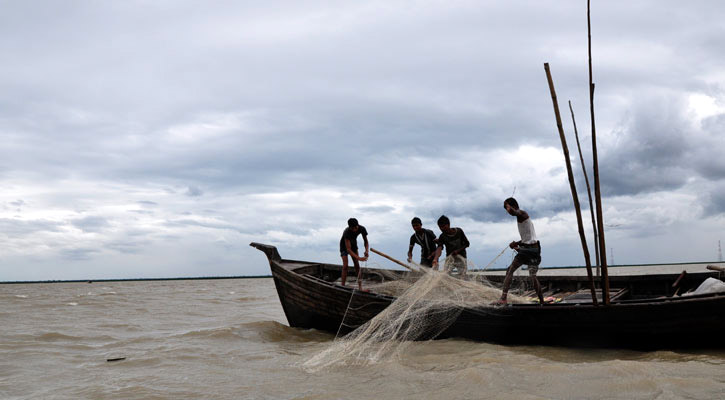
0, 275, 273, 285
3, 259, 722, 284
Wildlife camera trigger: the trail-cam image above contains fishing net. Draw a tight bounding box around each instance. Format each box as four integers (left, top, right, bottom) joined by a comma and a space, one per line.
303, 255, 528, 371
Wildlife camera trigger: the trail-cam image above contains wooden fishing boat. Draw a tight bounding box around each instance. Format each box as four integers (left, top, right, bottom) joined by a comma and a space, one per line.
251, 242, 725, 349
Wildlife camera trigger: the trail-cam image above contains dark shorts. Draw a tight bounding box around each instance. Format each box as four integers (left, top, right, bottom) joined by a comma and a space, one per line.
515, 242, 542, 271
419, 257, 433, 267
340, 248, 358, 258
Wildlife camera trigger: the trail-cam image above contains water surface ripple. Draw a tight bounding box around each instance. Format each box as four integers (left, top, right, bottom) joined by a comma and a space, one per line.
2, 278, 724, 399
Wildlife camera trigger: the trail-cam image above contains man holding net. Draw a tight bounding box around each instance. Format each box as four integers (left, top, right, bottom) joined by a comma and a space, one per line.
431, 215, 470, 276
407, 217, 438, 267
496, 197, 544, 305
340, 218, 369, 291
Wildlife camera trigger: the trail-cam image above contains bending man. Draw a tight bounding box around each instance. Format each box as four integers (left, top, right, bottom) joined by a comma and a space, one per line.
339, 218, 369, 291
432, 215, 469, 276
407, 217, 438, 267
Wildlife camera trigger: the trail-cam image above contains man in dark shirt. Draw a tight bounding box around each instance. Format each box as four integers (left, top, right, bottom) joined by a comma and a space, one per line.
432, 215, 470, 276
407, 217, 437, 267
339, 218, 369, 291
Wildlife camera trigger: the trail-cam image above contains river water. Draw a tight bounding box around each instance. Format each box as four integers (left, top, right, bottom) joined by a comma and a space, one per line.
2, 277, 725, 399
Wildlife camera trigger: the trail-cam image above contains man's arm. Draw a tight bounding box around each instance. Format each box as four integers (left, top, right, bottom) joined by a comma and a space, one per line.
408, 235, 416, 261
362, 234, 369, 259
345, 238, 357, 259
431, 234, 443, 270
432, 244, 443, 269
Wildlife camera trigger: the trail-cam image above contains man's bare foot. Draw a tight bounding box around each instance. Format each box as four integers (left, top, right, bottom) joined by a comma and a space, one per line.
492, 299, 507, 306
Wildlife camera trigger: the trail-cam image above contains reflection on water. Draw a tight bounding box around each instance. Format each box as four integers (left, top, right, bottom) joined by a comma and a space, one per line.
2, 278, 724, 399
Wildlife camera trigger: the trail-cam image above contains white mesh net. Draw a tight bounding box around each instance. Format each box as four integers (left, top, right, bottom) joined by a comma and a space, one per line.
303, 255, 527, 371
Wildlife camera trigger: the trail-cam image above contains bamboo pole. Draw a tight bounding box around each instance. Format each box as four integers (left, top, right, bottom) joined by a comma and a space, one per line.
568, 100, 601, 277
544, 63, 598, 305
370, 248, 418, 271
588, 0, 611, 304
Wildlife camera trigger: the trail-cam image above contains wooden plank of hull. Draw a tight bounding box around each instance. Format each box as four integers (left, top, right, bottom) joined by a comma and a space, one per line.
442, 296, 725, 348
269, 259, 392, 335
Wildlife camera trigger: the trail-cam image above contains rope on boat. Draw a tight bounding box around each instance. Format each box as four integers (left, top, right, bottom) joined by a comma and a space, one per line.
334, 258, 372, 339
335, 288, 357, 340
482, 246, 510, 270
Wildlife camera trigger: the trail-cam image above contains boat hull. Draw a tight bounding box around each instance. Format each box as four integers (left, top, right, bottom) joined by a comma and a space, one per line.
253, 243, 725, 348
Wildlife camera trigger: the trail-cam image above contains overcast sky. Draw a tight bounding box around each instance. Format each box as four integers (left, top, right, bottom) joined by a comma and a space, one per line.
1, 1, 724, 280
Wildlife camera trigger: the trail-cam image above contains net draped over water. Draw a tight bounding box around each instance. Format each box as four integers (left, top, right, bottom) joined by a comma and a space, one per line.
303, 256, 526, 371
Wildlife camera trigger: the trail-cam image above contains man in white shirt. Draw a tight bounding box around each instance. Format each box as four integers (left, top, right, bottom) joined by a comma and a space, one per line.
495, 197, 544, 305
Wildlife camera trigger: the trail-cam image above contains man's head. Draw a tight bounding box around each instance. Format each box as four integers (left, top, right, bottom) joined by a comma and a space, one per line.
504, 197, 519, 216
347, 217, 359, 232
437, 215, 451, 234
411, 217, 422, 233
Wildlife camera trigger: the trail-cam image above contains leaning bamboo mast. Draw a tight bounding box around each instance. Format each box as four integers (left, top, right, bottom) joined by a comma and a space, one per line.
544, 63, 598, 305
568, 101, 601, 276
588, 0, 610, 304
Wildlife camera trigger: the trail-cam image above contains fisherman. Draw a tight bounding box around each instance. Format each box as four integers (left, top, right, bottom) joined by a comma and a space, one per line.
407, 217, 438, 267
496, 197, 544, 304
339, 218, 369, 291
431, 215, 470, 276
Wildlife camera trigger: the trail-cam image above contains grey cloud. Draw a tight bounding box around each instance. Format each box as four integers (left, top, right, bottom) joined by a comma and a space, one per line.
598, 95, 695, 196
703, 182, 725, 217
165, 218, 241, 233
2, 1, 725, 279
107, 240, 145, 254
185, 186, 203, 197
356, 205, 395, 214
0, 218, 62, 235
446, 192, 574, 223
129, 209, 155, 215
696, 114, 725, 181
71, 216, 110, 233
60, 248, 99, 261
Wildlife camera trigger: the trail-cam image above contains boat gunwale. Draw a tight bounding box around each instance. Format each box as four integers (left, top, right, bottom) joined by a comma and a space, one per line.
270, 257, 725, 309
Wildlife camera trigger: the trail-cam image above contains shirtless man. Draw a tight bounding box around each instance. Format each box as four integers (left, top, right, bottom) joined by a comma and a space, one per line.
496, 198, 544, 304
339, 218, 369, 291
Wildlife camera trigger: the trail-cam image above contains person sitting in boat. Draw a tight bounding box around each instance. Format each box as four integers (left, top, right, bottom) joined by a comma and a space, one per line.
339, 218, 369, 291
407, 217, 438, 267
431, 215, 469, 276
496, 197, 544, 305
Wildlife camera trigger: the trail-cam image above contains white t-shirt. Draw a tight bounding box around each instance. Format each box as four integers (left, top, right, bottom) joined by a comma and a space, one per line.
517, 217, 537, 244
